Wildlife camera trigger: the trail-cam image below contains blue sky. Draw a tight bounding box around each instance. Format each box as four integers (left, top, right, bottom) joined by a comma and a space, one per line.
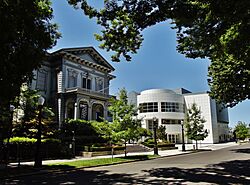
51, 0, 249, 127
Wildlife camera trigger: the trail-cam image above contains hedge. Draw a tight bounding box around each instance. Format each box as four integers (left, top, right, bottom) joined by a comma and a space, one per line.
5, 137, 61, 144
5, 137, 72, 161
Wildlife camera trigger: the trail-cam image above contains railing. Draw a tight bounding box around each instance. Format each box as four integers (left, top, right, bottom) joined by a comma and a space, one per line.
65, 87, 114, 98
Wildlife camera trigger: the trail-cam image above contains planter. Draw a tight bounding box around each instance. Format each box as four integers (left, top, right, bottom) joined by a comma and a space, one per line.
81, 150, 124, 157
158, 146, 178, 150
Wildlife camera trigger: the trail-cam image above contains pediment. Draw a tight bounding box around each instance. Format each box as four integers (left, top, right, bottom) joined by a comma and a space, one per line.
55, 47, 114, 71
77, 53, 98, 64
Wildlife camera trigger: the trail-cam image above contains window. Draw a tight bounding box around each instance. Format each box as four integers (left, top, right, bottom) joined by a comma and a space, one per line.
162, 119, 182, 124
83, 77, 91, 89
161, 102, 184, 112
168, 134, 180, 143
68, 75, 77, 88
95, 78, 104, 92
79, 102, 88, 120
36, 70, 47, 91
147, 119, 158, 131
139, 102, 158, 113
68, 69, 78, 88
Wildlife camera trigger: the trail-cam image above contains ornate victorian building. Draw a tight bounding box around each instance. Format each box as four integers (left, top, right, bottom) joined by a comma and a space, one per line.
31, 47, 115, 127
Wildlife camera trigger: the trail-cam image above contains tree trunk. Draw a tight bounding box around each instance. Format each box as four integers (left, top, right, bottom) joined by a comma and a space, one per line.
196, 140, 198, 150
124, 141, 127, 157
0, 100, 11, 167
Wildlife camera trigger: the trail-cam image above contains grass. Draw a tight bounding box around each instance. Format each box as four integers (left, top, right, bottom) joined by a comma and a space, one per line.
46, 155, 157, 169
0, 155, 157, 179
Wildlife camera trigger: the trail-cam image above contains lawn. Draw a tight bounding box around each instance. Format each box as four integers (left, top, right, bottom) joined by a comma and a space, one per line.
46, 155, 156, 169
0, 155, 157, 179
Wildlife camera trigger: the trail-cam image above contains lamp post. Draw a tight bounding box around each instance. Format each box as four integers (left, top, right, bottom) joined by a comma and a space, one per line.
153, 117, 158, 155
34, 96, 45, 168
72, 131, 75, 158
181, 120, 186, 152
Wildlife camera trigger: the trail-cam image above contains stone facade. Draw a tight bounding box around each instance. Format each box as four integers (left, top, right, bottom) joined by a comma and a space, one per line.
31, 47, 115, 127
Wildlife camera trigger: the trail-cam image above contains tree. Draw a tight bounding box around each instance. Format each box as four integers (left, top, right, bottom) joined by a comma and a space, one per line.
3, 86, 56, 165
185, 103, 208, 150
12, 86, 56, 139
234, 121, 249, 141
91, 120, 114, 145
0, 0, 60, 163
108, 88, 142, 156
157, 125, 168, 142
68, 0, 250, 107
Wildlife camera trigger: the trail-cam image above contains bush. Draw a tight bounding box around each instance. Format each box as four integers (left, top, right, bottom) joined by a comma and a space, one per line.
7, 137, 37, 143
142, 139, 175, 148
6, 137, 72, 161
61, 119, 106, 149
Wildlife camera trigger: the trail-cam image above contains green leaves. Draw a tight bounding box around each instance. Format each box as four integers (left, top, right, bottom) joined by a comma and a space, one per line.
69, 0, 250, 106
108, 88, 143, 142
185, 103, 208, 142
234, 121, 249, 140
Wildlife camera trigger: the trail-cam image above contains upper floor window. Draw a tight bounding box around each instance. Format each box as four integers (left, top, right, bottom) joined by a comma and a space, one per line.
162, 119, 182, 124
161, 102, 184, 113
95, 77, 104, 92
139, 102, 158, 113
82, 77, 91, 90
68, 69, 78, 88
36, 70, 47, 91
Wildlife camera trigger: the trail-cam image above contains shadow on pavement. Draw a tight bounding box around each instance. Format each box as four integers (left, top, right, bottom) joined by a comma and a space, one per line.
3, 159, 250, 185
144, 159, 250, 185
231, 148, 250, 154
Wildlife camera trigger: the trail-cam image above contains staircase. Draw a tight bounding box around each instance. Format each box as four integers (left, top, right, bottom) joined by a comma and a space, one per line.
126, 144, 153, 153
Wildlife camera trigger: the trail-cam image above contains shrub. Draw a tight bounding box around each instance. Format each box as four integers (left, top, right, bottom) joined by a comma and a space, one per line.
61, 119, 106, 149
7, 137, 37, 143
6, 137, 72, 161
142, 139, 175, 148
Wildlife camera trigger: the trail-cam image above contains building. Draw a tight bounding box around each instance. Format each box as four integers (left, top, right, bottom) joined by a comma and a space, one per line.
31, 47, 115, 127
129, 88, 229, 144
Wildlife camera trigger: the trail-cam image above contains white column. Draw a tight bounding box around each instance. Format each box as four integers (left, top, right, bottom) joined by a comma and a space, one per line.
58, 98, 62, 128
74, 102, 78, 120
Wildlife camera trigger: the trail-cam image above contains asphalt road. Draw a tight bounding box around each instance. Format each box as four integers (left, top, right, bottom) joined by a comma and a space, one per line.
2, 143, 250, 185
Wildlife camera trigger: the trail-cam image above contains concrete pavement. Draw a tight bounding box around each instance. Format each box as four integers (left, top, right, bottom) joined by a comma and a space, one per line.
3, 142, 249, 185
9, 142, 237, 167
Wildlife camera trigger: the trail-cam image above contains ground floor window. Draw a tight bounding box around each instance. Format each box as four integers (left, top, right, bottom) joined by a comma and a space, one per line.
147, 119, 158, 132
79, 102, 88, 120
168, 134, 180, 143
92, 103, 104, 122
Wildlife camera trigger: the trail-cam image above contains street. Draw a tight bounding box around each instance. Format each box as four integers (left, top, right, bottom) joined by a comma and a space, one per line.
2, 143, 250, 185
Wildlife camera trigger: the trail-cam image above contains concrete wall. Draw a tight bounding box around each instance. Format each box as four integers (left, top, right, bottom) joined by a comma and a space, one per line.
137, 89, 185, 137
132, 89, 230, 144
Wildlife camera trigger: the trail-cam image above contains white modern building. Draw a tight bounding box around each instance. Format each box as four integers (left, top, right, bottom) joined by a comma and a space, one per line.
30, 47, 115, 127
128, 88, 230, 144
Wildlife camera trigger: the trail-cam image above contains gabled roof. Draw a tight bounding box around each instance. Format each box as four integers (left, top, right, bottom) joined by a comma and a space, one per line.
50, 46, 115, 72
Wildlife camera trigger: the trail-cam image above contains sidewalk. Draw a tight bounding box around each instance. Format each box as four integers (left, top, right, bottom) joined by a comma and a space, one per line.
9, 142, 237, 167
175, 141, 237, 151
